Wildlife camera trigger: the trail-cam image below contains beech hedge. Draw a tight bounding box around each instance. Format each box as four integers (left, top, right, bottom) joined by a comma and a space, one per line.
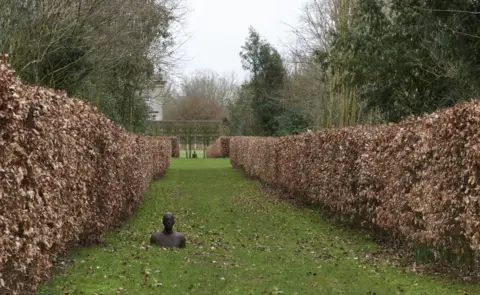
230, 101, 480, 257
0, 56, 171, 294
206, 136, 230, 158
167, 136, 180, 157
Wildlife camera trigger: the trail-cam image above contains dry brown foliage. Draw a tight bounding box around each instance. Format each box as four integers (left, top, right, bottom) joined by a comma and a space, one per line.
167, 136, 180, 157
0, 56, 171, 295
206, 136, 230, 158
230, 101, 480, 259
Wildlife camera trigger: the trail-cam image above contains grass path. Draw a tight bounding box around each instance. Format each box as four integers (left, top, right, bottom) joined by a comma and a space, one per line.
39, 159, 479, 295
179, 149, 205, 158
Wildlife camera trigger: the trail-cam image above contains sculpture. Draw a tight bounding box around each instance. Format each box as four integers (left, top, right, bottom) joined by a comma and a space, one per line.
150, 212, 186, 248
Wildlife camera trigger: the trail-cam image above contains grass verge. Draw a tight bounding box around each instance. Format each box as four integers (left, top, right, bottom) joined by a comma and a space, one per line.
38, 159, 480, 295
179, 149, 205, 158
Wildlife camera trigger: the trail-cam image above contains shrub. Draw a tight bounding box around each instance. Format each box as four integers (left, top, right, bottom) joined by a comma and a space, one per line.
230, 101, 480, 260
206, 136, 231, 158
167, 136, 180, 157
0, 56, 171, 295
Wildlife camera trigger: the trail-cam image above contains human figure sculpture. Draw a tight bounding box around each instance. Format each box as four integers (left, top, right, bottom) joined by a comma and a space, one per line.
150, 212, 186, 248
192, 151, 198, 158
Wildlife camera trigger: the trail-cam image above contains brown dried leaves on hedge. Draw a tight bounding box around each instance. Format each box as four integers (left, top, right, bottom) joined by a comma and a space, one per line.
167, 136, 180, 157
0, 56, 171, 295
229, 101, 480, 259
206, 136, 230, 158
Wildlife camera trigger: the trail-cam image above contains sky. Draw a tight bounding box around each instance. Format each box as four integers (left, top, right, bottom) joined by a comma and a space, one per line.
180, 0, 307, 81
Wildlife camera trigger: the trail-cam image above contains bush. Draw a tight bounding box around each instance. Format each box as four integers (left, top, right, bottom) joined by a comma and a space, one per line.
0, 56, 171, 295
230, 101, 480, 261
167, 136, 180, 157
206, 136, 231, 158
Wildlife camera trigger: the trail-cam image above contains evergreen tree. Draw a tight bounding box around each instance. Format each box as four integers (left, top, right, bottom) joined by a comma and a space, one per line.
326, 0, 480, 122
239, 28, 286, 136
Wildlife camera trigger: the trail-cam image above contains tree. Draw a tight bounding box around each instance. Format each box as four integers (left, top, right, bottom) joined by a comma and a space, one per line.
327, 0, 480, 122
285, 0, 371, 129
164, 96, 223, 120
226, 27, 313, 136
227, 85, 256, 136
238, 28, 286, 136
180, 70, 238, 107
0, 0, 188, 131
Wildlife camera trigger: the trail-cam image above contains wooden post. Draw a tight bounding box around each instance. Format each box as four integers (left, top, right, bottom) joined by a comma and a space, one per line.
188, 136, 192, 158
203, 135, 207, 158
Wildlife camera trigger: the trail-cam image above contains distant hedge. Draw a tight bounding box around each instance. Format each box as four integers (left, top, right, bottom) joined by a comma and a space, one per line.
206, 136, 231, 158
167, 136, 180, 157
230, 101, 480, 259
0, 56, 171, 295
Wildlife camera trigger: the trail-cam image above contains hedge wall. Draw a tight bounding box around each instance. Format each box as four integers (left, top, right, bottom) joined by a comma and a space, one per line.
206, 136, 231, 158
167, 136, 180, 157
0, 56, 171, 294
230, 101, 480, 258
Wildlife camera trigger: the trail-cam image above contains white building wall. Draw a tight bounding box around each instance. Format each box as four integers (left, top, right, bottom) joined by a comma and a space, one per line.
139, 79, 165, 121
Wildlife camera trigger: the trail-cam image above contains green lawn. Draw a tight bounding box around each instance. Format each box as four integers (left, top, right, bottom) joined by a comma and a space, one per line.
38, 159, 479, 295
179, 149, 205, 158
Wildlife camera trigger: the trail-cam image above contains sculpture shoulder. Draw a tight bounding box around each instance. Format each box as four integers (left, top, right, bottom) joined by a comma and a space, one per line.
174, 232, 186, 242
150, 231, 185, 248
174, 232, 185, 238
175, 232, 186, 247
150, 232, 163, 244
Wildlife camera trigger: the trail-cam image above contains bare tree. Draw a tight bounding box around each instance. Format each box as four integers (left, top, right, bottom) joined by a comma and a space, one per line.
284, 0, 367, 129
180, 69, 239, 107
0, 0, 189, 129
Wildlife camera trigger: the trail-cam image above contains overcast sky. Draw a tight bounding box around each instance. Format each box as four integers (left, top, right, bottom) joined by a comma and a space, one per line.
180, 0, 307, 81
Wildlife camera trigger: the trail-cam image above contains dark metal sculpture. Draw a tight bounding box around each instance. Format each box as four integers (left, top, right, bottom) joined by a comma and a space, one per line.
150, 212, 186, 248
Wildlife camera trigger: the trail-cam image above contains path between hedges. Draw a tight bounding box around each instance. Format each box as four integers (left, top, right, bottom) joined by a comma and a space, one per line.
39, 159, 479, 295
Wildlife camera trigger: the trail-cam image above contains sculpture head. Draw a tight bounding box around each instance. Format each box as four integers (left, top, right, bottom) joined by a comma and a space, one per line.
162, 212, 175, 230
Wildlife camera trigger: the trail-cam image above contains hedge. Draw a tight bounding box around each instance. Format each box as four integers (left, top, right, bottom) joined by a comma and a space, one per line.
206, 136, 231, 158
0, 56, 171, 294
230, 101, 480, 258
167, 136, 180, 157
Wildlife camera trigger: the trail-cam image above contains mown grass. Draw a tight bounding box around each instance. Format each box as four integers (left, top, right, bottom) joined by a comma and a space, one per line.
179, 149, 205, 158
38, 158, 480, 295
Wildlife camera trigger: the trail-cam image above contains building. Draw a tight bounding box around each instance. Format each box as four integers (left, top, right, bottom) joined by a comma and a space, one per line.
139, 77, 166, 121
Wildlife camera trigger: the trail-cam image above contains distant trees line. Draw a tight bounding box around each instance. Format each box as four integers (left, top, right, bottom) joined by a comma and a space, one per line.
4, 1, 480, 137
226, 0, 480, 136
0, 0, 187, 132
